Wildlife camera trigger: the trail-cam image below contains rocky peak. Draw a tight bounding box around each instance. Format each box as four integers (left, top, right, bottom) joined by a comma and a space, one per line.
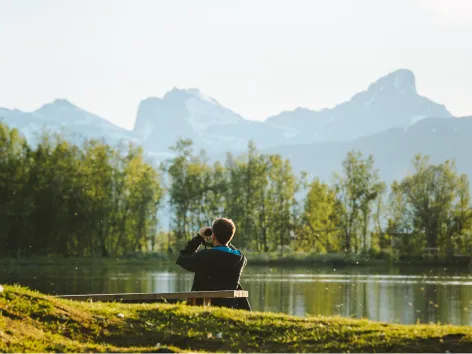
367, 68, 417, 94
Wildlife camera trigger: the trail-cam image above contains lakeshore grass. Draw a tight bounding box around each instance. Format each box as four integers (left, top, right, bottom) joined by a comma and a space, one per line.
1, 284, 472, 352
2, 251, 470, 268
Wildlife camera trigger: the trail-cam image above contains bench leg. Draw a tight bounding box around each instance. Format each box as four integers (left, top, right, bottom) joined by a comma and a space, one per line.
186, 298, 211, 307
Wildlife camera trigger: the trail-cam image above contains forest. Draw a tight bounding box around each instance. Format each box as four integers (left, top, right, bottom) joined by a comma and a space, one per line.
1, 122, 472, 259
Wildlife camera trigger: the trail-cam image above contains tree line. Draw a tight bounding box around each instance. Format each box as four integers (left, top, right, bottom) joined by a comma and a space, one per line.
0, 123, 162, 257
1, 122, 472, 258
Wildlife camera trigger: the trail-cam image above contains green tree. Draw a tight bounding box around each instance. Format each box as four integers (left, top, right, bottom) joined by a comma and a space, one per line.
334, 151, 381, 254
0, 122, 164, 258
390, 155, 472, 257
266, 155, 299, 254
297, 178, 342, 253
399, 155, 458, 252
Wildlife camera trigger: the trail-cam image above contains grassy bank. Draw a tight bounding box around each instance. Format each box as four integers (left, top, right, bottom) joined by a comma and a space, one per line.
1, 285, 472, 353
248, 252, 472, 267
0, 255, 173, 267
1, 251, 471, 269
246, 252, 388, 267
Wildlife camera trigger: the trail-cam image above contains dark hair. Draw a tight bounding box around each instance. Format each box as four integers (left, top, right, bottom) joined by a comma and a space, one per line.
212, 218, 236, 245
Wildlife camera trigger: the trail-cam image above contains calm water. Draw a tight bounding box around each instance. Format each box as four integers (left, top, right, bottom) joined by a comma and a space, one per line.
2, 261, 472, 325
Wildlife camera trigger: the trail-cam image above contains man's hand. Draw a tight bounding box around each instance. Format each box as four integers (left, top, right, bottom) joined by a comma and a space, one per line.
198, 226, 212, 237
198, 226, 213, 242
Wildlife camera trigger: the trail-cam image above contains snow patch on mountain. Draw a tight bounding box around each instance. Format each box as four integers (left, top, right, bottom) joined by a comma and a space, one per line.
184, 88, 220, 105
184, 96, 241, 135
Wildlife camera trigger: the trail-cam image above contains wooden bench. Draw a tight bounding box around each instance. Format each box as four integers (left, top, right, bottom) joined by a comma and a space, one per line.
56, 290, 248, 307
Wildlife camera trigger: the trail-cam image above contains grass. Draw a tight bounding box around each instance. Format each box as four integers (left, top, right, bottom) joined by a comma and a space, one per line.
1, 251, 471, 270
245, 251, 389, 267
0, 253, 384, 269
0, 254, 174, 267
1, 285, 472, 352
0, 253, 371, 270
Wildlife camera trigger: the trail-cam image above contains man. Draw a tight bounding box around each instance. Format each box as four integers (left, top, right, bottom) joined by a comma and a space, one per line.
176, 217, 251, 310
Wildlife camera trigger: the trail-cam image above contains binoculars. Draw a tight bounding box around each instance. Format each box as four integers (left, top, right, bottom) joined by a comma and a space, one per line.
201, 228, 213, 247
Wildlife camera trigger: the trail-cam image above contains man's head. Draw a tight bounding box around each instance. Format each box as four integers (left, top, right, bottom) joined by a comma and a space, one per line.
212, 218, 236, 245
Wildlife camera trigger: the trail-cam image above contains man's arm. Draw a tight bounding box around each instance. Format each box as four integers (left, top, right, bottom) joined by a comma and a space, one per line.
176, 228, 208, 272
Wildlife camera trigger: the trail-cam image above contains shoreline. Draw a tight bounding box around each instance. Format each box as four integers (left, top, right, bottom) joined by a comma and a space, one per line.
1, 252, 471, 268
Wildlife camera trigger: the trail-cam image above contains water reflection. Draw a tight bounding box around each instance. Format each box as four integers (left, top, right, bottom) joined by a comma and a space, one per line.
1, 262, 471, 325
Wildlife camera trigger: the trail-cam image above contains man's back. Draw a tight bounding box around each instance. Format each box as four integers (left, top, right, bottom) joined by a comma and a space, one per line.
176, 219, 251, 310
178, 244, 245, 290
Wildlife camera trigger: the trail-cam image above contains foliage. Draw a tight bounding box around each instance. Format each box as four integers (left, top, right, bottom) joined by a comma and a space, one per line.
2, 121, 472, 259
296, 178, 342, 253
164, 139, 300, 252
0, 123, 163, 257
388, 155, 472, 258
333, 151, 386, 254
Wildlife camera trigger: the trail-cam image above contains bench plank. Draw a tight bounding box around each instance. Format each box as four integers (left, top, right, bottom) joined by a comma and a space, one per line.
56, 290, 248, 303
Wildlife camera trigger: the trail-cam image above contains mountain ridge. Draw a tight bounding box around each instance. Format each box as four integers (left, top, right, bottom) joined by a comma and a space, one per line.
260, 115, 472, 185
264, 68, 452, 143
0, 68, 458, 157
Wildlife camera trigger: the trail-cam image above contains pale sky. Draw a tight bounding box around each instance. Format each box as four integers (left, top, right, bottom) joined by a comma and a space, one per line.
1, 0, 471, 129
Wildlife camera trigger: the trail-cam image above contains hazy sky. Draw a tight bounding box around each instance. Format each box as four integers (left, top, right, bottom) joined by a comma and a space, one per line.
1, 0, 471, 129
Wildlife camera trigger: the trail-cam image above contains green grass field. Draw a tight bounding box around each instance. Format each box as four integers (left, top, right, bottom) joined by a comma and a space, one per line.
1, 284, 472, 353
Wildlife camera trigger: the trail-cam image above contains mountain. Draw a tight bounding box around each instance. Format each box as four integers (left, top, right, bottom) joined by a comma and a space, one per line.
132, 69, 452, 156
260, 116, 472, 185
132, 88, 288, 155
0, 69, 458, 160
265, 69, 452, 143
0, 99, 137, 146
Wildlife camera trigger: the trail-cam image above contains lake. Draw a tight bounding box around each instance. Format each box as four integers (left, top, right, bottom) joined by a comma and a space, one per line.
1, 261, 472, 325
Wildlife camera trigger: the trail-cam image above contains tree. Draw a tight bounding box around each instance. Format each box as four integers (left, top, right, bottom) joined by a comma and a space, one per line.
371, 181, 387, 251
267, 155, 299, 254
390, 154, 472, 257
386, 180, 420, 257
297, 178, 342, 253
165, 138, 196, 246
334, 151, 382, 254
400, 155, 458, 251
0, 124, 32, 257
450, 174, 472, 255
165, 138, 215, 248
223, 142, 268, 251
0, 122, 164, 258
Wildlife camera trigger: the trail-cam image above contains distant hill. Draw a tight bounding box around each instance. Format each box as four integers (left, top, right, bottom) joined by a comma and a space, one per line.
0, 99, 137, 147
260, 116, 472, 185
